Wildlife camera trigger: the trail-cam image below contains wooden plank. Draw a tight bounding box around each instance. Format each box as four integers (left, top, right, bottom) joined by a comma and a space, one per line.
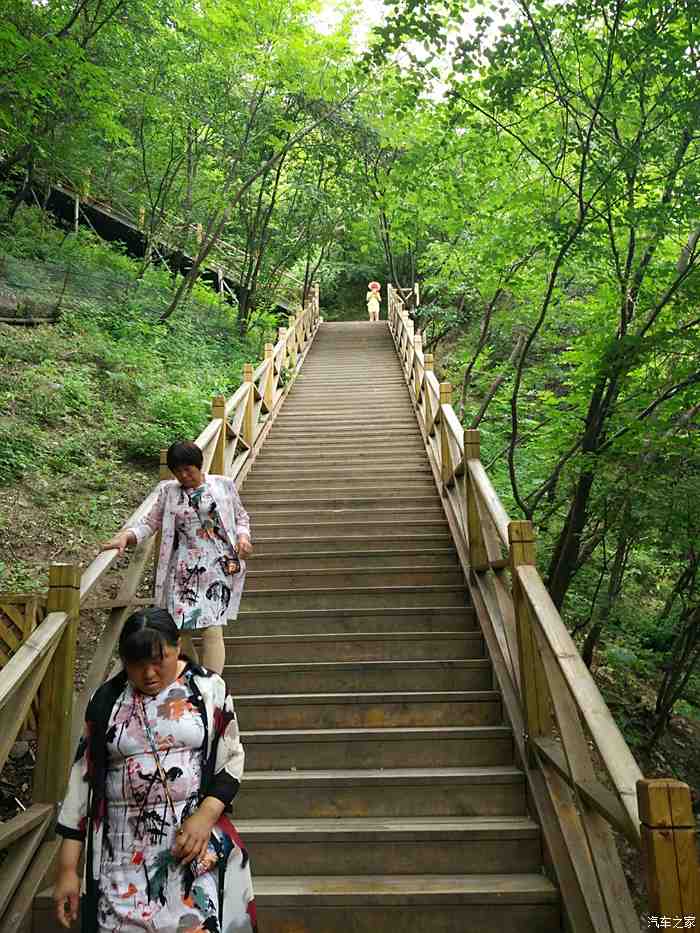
537, 763, 602, 933
3, 838, 61, 930
518, 565, 643, 838
0, 616, 21, 653
0, 603, 26, 635
0, 819, 49, 921
0, 805, 53, 852
194, 415, 223, 454
0, 611, 67, 713
493, 568, 521, 696
534, 739, 644, 845
0, 645, 54, 771
530, 609, 638, 932
467, 460, 511, 546
224, 382, 249, 418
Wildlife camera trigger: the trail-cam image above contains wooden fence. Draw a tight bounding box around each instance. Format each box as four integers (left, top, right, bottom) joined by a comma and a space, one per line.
387, 283, 700, 932
0, 286, 321, 929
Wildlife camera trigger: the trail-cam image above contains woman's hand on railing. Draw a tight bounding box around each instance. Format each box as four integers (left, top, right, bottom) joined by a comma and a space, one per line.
100, 530, 135, 557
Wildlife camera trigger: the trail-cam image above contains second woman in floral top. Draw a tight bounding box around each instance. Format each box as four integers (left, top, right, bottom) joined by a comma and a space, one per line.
103, 441, 252, 674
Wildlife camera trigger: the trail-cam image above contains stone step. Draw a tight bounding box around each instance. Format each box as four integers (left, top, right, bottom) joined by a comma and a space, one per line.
236, 816, 541, 875
235, 766, 527, 819
235, 690, 502, 730
227, 659, 491, 694
245, 506, 444, 525
241, 724, 513, 770
224, 629, 482, 663
252, 520, 449, 540
233, 606, 476, 636
244, 566, 463, 591
252, 874, 560, 932
246, 548, 458, 572
251, 534, 454, 555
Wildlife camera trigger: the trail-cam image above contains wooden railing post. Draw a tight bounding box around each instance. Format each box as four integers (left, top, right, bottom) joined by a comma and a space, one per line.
638, 778, 700, 921
509, 521, 553, 761
413, 334, 423, 399
34, 563, 81, 808
288, 319, 298, 369
439, 382, 453, 485
464, 430, 489, 570
242, 364, 255, 447
159, 448, 170, 480
210, 395, 227, 474
263, 343, 275, 409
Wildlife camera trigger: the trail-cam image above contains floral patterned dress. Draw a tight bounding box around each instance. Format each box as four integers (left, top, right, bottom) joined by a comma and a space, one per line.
98, 668, 220, 932
168, 485, 240, 631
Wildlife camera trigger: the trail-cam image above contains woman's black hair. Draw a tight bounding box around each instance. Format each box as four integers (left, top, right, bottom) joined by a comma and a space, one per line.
166, 440, 203, 472
119, 608, 180, 663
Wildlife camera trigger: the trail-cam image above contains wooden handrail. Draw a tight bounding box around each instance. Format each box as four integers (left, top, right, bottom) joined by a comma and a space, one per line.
517, 564, 643, 838
0, 611, 67, 713
0, 283, 321, 930
386, 290, 700, 929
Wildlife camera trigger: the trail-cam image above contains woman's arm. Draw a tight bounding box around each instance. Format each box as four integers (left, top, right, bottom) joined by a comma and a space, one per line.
54, 839, 83, 928
54, 726, 91, 927
176, 691, 245, 863
227, 481, 253, 557
101, 482, 169, 554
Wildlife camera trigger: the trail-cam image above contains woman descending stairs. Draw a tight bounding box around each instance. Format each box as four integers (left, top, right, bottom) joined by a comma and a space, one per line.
231, 322, 561, 932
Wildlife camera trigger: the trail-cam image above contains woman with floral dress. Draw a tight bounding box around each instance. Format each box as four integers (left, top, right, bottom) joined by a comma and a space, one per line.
103, 441, 252, 674
54, 608, 256, 933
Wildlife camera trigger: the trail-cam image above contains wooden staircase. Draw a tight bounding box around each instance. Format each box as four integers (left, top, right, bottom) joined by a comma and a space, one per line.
233, 322, 561, 932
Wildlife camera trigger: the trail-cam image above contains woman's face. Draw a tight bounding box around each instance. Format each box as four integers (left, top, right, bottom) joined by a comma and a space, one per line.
172, 464, 204, 489
125, 640, 181, 695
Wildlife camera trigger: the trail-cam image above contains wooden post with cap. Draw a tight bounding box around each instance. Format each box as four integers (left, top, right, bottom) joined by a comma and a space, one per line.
263, 343, 275, 409
638, 778, 700, 920
242, 364, 255, 447
439, 382, 454, 485
211, 395, 227, 474
414, 333, 423, 400
34, 563, 81, 809
464, 430, 489, 570
509, 521, 552, 762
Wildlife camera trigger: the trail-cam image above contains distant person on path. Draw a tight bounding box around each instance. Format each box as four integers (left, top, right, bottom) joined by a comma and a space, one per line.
53, 608, 255, 932
102, 440, 252, 674
366, 281, 381, 321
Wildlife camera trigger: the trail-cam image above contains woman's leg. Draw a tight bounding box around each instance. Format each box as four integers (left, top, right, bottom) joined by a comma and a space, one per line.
180, 631, 199, 663
201, 625, 226, 675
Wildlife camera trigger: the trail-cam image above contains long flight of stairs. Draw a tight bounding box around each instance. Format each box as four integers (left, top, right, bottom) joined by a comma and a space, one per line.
232, 321, 561, 932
